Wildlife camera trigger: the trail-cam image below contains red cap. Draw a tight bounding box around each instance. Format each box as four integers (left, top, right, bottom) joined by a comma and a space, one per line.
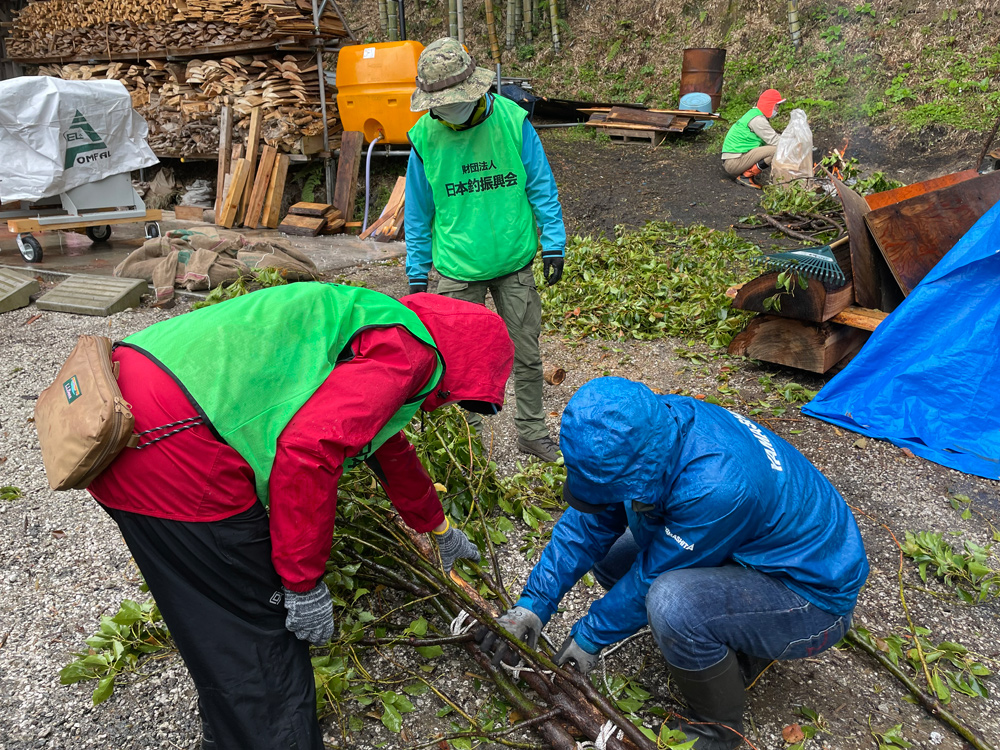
756, 89, 786, 118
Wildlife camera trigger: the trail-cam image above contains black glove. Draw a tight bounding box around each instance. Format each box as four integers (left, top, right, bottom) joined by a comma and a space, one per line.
408, 281, 428, 295
542, 253, 564, 286
554, 634, 601, 676
283, 582, 334, 645
474, 606, 542, 666
433, 521, 481, 572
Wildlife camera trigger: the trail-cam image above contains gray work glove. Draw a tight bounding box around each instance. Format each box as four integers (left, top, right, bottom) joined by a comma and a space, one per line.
474, 606, 542, 667
555, 634, 601, 676
434, 523, 481, 573
282, 582, 334, 645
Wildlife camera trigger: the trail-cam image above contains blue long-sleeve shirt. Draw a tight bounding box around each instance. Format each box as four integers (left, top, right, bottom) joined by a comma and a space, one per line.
404, 95, 566, 284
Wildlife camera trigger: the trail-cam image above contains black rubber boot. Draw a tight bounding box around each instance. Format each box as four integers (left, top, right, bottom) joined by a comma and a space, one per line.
736, 651, 773, 688
667, 650, 746, 749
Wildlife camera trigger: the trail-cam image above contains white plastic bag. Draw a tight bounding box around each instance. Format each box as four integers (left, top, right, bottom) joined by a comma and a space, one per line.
772, 108, 813, 184
0, 77, 158, 202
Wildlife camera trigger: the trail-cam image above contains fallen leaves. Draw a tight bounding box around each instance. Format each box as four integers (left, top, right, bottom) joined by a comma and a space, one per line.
782, 723, 805, 744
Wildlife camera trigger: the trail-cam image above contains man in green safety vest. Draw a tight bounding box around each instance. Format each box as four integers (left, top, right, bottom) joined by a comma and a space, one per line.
721, 89, 786, 188
404, 37, 567, 463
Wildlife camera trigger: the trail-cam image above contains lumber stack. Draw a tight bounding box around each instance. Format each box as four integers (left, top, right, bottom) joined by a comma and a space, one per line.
582, 106, 718, 145
277, 202, 344, 236
39, 53, 340, 157
359, 176, 405, 242
7, 0, 348, 62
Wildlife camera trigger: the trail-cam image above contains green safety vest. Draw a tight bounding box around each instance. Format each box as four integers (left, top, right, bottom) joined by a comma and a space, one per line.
721, 107, 766, 155
123, 283, 443, 504
408, 95, 538, 281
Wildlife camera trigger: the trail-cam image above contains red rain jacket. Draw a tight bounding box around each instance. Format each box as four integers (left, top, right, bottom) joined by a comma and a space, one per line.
88, 292, 513, 592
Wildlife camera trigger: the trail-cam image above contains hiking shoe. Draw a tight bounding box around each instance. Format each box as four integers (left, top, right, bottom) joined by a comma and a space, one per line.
736, 174, 762, 189
517, 435, 560, 462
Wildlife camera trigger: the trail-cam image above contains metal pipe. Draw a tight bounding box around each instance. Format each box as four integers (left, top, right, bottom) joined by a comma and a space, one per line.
398, 0, 406, 40
312, 0, 334, 204
362, 136, 383, 233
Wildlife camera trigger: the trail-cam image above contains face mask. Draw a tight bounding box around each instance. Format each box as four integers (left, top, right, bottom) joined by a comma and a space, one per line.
431, 99, 477, 125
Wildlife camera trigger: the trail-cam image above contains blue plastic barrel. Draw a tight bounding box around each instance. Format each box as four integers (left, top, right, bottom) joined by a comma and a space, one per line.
679, 92, 713, 130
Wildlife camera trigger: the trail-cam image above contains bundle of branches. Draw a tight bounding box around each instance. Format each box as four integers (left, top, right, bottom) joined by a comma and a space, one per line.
317, 409, 667, 748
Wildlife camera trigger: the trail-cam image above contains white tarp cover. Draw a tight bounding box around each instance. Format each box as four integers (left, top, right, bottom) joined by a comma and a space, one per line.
0, 77, 158, 202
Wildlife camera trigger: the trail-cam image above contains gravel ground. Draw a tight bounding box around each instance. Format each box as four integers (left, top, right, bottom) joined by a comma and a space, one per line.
2, 263, 999, 750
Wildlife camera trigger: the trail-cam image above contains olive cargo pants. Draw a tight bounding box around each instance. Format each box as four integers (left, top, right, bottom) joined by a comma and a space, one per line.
437, 265, 548, 441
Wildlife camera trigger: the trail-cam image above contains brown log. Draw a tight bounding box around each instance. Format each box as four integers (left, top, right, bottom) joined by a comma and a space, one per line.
730, 272, 854, 322
728, 315, 870, 374
543, 366, 566, 385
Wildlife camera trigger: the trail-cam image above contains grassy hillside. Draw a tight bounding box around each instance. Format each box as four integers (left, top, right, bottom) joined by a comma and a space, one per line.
340, 0, 999, 152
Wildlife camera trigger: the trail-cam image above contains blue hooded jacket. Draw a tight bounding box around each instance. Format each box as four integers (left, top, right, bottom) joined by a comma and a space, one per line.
516, 377, 869, 651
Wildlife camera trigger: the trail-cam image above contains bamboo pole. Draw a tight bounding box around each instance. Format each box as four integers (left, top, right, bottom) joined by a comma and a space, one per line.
457, 0, 466, 44
484, 0, 502, 63
448, 0, 457, 37
548, 0, 560, 50
524, 0, 532, 42
505, 0, 516, 50
386, 0, 398, 40
514, 0, 522, 46
787, 0, 801, 48
377, 0, 388, 32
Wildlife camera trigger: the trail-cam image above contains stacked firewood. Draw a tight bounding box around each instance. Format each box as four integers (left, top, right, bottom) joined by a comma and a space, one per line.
6, 0, 347, 61
39, 54, 339, 157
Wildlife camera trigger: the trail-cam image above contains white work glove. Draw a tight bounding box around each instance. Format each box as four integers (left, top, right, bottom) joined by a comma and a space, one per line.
433, 519, 481, 572
282, 582, 334, 645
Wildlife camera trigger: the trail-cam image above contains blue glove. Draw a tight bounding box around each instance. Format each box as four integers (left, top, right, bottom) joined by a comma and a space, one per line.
283, 582, 334, 645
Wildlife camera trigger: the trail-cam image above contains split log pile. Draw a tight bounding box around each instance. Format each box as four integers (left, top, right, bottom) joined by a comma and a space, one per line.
727, 169, 1000, 374
6, 0, 347, 61
38, 53, 339, 157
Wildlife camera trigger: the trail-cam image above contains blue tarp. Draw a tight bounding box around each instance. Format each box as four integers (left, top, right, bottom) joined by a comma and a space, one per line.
802, 199, 1000, 480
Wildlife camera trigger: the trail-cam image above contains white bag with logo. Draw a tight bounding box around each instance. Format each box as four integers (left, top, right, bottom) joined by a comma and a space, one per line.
772, 108, 814, 185
0, 77, 158, 202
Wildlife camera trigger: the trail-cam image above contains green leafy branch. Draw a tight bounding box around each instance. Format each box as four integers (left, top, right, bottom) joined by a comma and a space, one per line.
902, 531, 1000, 604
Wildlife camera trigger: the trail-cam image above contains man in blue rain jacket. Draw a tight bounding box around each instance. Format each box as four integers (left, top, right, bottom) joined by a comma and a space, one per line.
478, 377, 869, 750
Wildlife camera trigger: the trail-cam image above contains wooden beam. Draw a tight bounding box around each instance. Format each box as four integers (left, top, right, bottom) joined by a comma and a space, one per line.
261, 154, 290, 229
243, 144, 277, 229
236, 105, 263, 225
219, 159, 250, 229
333, 131, 364, 222
831, 306, 888, 331
214, 102, 233, 219
278, 213, 327, 236
360, 177, 405, 240
730, 273, 854, 322
605, 107, 675, 129
289, 202, 335, 217
728, 315, 870, 374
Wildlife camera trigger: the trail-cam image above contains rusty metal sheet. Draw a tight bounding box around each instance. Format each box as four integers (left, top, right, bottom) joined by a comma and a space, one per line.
864, 169, 1000, 295
864, 169, 979, 211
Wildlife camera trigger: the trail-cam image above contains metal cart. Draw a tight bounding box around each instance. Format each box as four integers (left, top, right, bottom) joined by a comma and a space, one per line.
1, 171, 161, 263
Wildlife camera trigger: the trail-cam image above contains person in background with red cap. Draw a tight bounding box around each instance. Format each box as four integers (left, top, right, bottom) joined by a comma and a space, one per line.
85, 283, 515, 750
721, 88, 787, 188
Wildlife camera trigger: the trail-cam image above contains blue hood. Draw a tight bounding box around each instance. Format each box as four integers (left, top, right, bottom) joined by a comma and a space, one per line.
560, 377, 685, 507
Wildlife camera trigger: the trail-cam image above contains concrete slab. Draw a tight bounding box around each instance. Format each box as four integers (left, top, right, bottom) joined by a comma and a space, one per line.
0, 210, 405, 278
0, 267, 39, 314
36, 275, 147, 316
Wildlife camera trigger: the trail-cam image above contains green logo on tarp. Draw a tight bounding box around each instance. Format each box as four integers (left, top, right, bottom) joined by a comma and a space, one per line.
64, 111, 110, 169
63, 375, 81, 404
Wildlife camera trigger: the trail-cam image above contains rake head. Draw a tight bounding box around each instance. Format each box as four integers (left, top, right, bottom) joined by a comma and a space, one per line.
764, 245, 847, 286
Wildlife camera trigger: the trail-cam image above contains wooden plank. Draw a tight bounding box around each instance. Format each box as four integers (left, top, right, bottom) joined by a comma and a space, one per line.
586, 120, 664, 132
174, 205, 205, 222
242, 144, 277, 229
605, 107, 675, 129
219, 159, 250, 229
278, 213, 326, 236
261, 154, 291, 229
360, 177, 406, 240
831, 306, 888, 331
236, 105, 263, 225
728, 315, 870, 374
578, 106, 720, 120
667, 117, 691, 133
831, 176, 903, 311
864, 170, 979, 211
289, 201, 335, 217
322, 218, 346, 234
333, 131, 364, 222
214, 102, 233, 218
7, 209, 162, 234
864, 170, 1000, 295
731, 273, 854, 322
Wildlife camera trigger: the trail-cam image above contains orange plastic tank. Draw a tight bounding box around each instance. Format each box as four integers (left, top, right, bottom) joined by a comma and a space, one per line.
336, 41, 427, 145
